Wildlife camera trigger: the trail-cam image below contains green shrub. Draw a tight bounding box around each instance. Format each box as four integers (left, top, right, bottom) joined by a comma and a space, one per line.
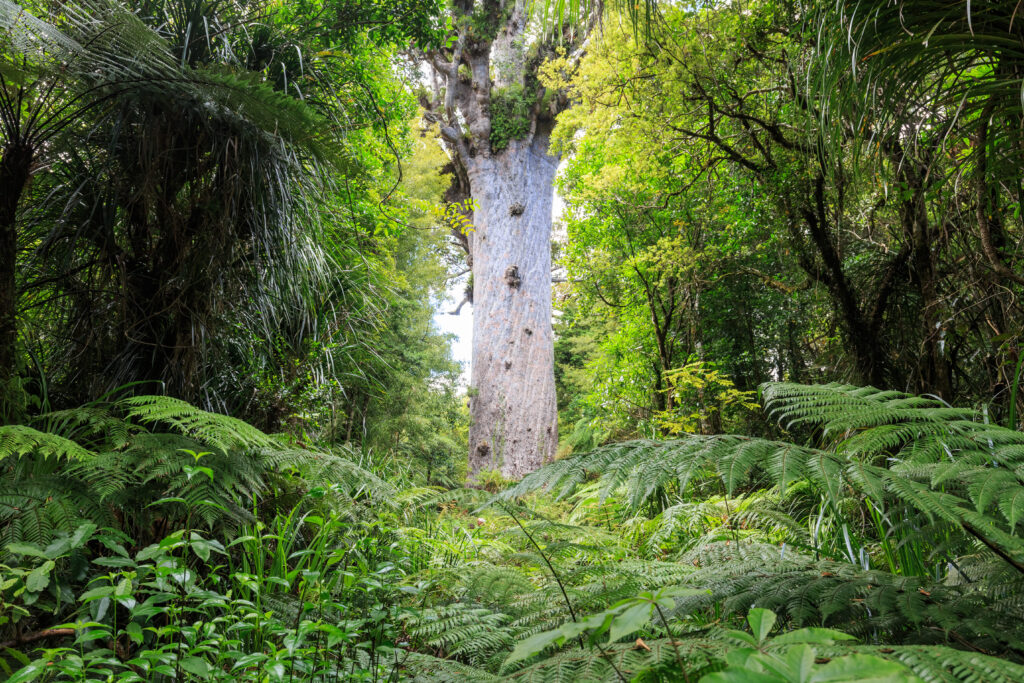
475, 468, 513, 493
1, 508, 415, 681
0, 396, 391, 554
7, 383, 1024, 683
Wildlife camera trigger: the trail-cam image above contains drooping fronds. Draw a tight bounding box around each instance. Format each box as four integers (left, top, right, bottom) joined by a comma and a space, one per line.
0, 395, 391, 551
0, 424, 91, 460
459, 382, 1024, 678
670, 541, 1024, 652
506, 383, 1024, 574
119, 395, 274, 452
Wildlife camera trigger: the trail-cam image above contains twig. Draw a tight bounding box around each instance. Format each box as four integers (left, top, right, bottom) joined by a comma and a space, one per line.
0, 627, 76, 649
653, 603, 690, 683
961, 521, 1024, 576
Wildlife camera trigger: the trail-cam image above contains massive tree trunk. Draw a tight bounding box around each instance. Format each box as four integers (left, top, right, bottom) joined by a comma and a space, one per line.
466, 132, 559, 478
422, 0, 581, 479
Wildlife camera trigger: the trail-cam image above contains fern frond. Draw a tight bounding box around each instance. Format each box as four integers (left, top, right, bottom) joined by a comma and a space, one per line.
0, 425, 92, 460
119, 395, 274, 451
258, 446, 397, 502
406, 603, 515, 666
401, 651, 504, 682
666, 542, 1024, 651
34, 405, 131, 449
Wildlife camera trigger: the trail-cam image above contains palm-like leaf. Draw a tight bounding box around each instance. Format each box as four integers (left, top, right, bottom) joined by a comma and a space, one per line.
812, 1, 1024, 177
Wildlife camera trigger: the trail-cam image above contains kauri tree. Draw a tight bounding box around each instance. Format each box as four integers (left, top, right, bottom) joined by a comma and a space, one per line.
421, 0, 632, 479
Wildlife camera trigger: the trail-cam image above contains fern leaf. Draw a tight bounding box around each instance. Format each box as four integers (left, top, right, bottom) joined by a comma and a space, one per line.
0, 425, 92, 460
119, 395, 273, 451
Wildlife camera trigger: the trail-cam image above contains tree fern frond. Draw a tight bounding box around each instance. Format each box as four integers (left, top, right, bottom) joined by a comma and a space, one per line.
406, 603, 515, 666
0, 425, 92, 460
501, 636, 724, 682
119, 395, 274, 451
34, 405, 131, 449
668, 542, 1024, 651
257, 446, 397, 502
402, 651, 504, 682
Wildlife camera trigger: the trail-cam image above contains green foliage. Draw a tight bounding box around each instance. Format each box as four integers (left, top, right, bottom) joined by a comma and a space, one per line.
7, 0, 1024, 681
654, 362, 760, 435
481, 383, 1024, 676
505, 586, 702, 666
465, 1, 513, 42
0, 396, 392, 552
1, 0, 463, 448
1, 509, 418, 681
476, 469, 514, 493
550, 0, 1024, 438
510, 383, 1024, 573
432, 198, 478, 236
490, 84, 533, 151
5, 383, 1024, 683
701, 608, 919, 683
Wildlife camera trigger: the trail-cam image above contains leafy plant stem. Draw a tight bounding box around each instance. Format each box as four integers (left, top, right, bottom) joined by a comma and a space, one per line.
654, 602, 689, 682
500, 503, 628, 683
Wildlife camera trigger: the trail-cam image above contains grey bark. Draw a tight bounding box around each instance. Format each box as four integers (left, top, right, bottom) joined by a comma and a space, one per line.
423, 1, 568, 479
466, 132, 559, 479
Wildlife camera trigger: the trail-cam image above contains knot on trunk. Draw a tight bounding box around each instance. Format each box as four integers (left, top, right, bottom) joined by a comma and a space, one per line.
509, 201, 525, 217
504, 265, 521, 290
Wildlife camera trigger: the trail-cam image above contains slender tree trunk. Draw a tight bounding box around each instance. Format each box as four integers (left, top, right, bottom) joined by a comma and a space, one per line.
0, 142, 33, 383
909, 202, 952, 398
467, 132, 559, 479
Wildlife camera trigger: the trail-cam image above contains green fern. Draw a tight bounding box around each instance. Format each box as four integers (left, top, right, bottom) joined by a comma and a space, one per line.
0, 425, 92, 460
0, 395, 390, 552
477, 382, 1024, 679
666, 541, 1024, 651
507, 384, 1024, 576
119, 395, 275, 451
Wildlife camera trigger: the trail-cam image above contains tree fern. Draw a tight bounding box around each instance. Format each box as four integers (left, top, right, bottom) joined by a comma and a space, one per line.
119, 395, 275, 451
406, 603, 516, 667
478, 382, 1024, 678
666, 541, 1024, 651
257, 445, 397, 502
0, 424, 92, 460
507, 383, 1024, 576
402, 651, 504, 682
494, 636, 1024, 683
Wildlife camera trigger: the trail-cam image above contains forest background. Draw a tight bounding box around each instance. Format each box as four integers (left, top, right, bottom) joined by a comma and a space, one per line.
3, 0, 1024, 681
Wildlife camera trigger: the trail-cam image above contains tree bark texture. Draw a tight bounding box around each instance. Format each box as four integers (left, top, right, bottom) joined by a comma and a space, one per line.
466, 133, 559, 479
423, 0, 577, 479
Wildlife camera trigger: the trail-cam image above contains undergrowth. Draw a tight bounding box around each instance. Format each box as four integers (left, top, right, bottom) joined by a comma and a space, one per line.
3, 383, 1024, 681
